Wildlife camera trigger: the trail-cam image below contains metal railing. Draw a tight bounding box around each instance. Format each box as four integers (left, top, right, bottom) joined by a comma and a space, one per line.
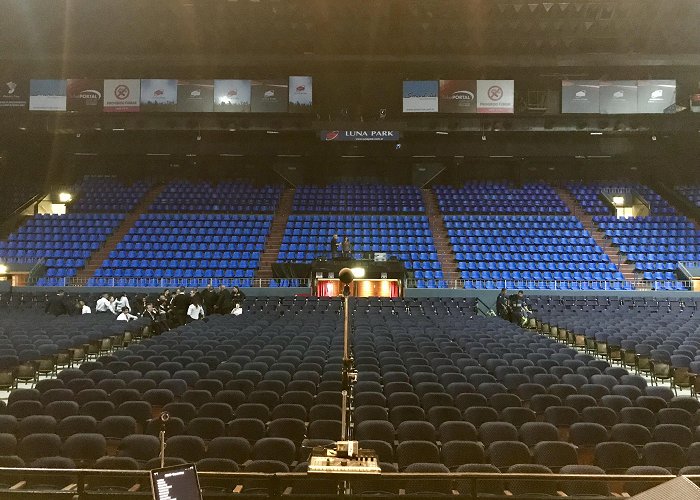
0, 467, 688, 499
47, 277, 314, 288
405, 278, 694, 291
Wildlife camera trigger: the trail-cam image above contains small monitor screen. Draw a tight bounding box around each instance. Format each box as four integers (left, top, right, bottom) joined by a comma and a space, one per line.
150, 463, 203, 500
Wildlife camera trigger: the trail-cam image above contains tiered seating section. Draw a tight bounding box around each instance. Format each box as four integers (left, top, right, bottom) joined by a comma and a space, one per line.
0, 214, 124, 285
278, 215, 443, 286
435, 182, 569, 214
70, 177, 151, 213
1, 178, 698, 290
90, 214, 272, 288
448, 216, 623, 290
567, 182, 676, 216
292, 184, 424, 213
676, 185, 700, 208
0, 297, 696, 496
149, 181, 282, 213
597, 215, 698, 289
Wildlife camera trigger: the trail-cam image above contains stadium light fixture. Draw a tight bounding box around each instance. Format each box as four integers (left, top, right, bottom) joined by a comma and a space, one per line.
0, 264, 7, 275
435, 131, 448, 135
58, 192, 72, 203
351, 267, 365, 278
612, 196, 625, 206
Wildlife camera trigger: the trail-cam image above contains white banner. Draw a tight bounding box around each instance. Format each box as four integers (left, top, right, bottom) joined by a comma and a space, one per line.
402, 81, 439, 113
476, 80, 514, 113
289, 76, 313, 111
104, 79, 140, 112
29, 80, 66, 111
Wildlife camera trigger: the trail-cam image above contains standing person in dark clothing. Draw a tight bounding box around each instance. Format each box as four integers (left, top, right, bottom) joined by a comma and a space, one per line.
170, 289, 190, 327
330, 233, 339, 260
231, 286, 246, 310
45, 290, 68, 316
216, 284, 233, 314
201, 284, 218, 315
341, 236, 352, 259
496, 288, 511, 321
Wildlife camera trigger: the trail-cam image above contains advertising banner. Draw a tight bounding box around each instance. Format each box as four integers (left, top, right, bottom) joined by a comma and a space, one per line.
0, 79, 27, 109
214, 80, 251, 112
66, 79, 103, 112
29, 79, 67, 111
288, 76, 313, 113
561, 80, 600, 114
402, 80, 438, 113
103, 79, 140, 112
251, 79, 289, 113
637, 80, 676, 114
600, 81, 638, 114
476, 80, 514, 113
439, 80, 477, 113
320, 130, 401, 142
140, 79, 178, 112
177, 80, 214, 113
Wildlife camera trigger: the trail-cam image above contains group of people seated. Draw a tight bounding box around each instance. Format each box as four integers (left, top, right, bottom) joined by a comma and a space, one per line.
44, 284, 246, 332
496, 288, 532, 326
330, 233, 353, 260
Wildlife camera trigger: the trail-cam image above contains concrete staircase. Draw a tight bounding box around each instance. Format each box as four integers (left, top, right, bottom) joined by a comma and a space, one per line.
256, 188, 295, 281
422, 189, 461, 284
555, 187, 639, 285
73, 184, 166, 283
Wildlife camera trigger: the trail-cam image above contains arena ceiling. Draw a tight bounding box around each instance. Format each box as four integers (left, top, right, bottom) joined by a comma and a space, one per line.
1, 0, 700, 70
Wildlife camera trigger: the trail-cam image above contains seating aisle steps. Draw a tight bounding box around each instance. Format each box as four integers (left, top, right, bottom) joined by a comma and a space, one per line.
73, 184, 166, 284
255, 188, 295, 281
422, 189, 460, 284
555, 187, 640, 287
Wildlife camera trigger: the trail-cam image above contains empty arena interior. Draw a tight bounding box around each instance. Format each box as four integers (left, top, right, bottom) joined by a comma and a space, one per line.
4, 0, 700, 498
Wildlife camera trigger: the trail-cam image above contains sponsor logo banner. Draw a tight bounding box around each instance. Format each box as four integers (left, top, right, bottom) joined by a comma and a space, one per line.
251, 79, 289, 113
29, 79, 67, 111
439, 80, 477, 113
140, 79, 178, 112
0, 79, 27, 108
403, 80, 438, 113
289, 76, 313, 113
214, 80, 251, 112
561, 80, 600, 114
476, 80, 514, 114
177, 80, 214, 113
320, 130, 401, 142
637, 80, 676, 114
600, 81, 638, 114
66, 79, 103, 112
104, 79, 140, 112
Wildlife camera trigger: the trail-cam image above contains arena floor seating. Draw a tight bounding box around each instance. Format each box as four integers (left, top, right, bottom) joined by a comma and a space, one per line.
0, 296, 696, 497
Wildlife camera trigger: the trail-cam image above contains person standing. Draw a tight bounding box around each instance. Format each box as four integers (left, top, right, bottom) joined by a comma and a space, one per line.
216, 284, 232, 314
341, 236, 352, 259
170, 289, 190, 327
496, 288, 510, 321
330, 233, 339, 260
201, 284, 218, 314
187, 296, 205, 323
45, 290, 68, 316
95, 293, 116, 314
115, 292, 130, 314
